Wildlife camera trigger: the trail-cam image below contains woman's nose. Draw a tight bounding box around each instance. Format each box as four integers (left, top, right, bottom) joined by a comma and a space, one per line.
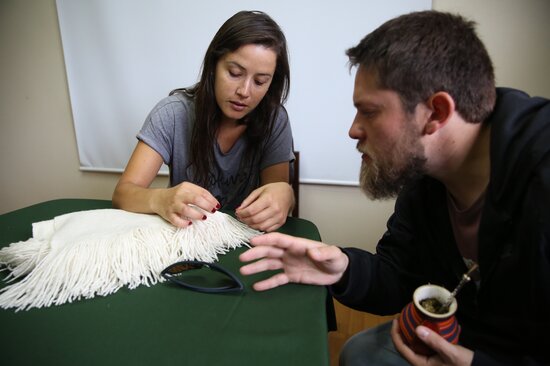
236, 79, 251, 98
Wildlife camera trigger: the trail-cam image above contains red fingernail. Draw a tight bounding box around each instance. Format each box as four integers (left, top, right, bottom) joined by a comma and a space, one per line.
202, 215, 207, 220
211, 208, 216, 213
188, 221, 192, 226
216, 203, 221, 209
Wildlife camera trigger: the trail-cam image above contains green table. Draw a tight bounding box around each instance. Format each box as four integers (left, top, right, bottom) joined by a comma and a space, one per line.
0, 199, 330, 366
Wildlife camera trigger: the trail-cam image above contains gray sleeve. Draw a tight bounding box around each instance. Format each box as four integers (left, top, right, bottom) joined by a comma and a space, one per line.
260, 106, 295, 170
136, 95, 189, 166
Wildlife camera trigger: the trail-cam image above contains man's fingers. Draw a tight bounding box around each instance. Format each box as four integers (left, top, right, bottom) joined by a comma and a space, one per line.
240, 257, 283, 275
415, 326, 455, 358
391, 319, 424, 363
307, 245, 341, 262
239, 244, 285, 262
252, 272, 290, 291
250, 232, 316, 250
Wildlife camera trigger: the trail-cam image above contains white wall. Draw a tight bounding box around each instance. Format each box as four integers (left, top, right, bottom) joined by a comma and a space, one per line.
433, 0, 550, 98
55, 0, 430, 184
1, 0, 549, 253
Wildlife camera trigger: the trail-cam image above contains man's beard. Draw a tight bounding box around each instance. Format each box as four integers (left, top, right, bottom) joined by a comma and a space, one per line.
358, 132, 427, 200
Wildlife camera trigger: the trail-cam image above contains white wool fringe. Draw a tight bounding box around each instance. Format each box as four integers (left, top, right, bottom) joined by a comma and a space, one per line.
0, 209, 260, 311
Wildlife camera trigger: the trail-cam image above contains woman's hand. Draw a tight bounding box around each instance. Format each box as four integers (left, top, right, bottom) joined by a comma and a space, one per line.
239, 232, 349, 291
113, 142, 219, 227
151, 181, 220, 227
235, 182, 294, 232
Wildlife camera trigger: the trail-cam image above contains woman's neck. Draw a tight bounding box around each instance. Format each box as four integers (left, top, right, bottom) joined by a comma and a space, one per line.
217, 118, 247, 154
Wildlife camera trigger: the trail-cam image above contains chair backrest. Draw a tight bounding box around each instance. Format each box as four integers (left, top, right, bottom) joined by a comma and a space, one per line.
290, 151, 300, 217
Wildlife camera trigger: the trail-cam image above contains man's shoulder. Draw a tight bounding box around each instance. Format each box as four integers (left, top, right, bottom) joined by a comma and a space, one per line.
492, 87, 550, 118
487, 87, 550, 210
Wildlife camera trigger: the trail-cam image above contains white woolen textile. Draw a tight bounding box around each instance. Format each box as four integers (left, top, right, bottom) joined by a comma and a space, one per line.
0, 209, 260, 311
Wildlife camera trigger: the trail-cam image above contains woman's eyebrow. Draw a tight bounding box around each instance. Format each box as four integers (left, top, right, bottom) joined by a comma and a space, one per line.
226, 61, 273, 78
226, 61, 245, 70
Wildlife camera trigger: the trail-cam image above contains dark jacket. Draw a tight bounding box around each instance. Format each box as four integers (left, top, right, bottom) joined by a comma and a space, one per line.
330, 88, 550, 365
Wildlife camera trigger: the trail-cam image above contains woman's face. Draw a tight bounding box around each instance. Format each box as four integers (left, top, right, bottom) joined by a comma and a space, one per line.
214, 44, 277, 124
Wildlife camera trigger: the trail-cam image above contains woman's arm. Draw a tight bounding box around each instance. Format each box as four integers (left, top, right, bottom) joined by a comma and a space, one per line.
112, 141, 220, 227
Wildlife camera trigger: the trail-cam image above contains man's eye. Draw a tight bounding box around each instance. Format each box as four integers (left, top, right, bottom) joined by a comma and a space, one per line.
360, 110, 376, 118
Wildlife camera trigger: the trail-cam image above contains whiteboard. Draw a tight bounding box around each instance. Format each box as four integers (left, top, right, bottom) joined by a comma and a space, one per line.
56, 0, 431, 185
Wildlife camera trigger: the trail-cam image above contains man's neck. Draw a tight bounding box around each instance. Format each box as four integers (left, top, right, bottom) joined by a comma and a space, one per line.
434, 123, 491, 210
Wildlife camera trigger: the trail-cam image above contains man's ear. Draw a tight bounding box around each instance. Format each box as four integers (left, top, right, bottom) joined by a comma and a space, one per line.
423, 92, 455, 135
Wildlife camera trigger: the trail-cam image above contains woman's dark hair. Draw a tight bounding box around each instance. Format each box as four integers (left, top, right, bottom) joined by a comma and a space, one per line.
171, 10, 290, 187
347, 11, 496, 123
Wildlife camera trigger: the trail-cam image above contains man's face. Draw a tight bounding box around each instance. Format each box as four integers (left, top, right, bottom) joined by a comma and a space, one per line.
349, 66, 427, 199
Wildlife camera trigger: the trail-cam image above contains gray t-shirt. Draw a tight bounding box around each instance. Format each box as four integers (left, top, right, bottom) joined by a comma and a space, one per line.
137, 93, 294, 209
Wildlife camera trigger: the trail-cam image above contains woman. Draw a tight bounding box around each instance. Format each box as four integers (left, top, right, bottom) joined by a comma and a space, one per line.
112, 10, 295, 232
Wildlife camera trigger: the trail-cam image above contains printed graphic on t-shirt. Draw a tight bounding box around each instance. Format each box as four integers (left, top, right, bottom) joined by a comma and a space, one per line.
209, 169, 257, 209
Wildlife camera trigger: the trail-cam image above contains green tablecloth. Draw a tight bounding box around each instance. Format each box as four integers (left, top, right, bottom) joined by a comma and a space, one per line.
0, 199, 329, 366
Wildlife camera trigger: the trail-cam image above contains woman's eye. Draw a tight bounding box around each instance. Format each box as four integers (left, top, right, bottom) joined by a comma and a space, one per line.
229, 70, 241, 78
255, 77, 271, 86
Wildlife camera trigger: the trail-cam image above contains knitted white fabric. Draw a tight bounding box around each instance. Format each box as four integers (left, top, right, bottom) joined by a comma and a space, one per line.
0, 208, 260, 311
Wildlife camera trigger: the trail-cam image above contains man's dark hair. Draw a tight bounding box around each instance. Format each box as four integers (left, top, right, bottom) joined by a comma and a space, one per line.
347, 11, 496, 122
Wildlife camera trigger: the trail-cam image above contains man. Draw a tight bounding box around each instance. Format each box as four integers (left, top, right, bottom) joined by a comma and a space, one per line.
239, 10, 550, 366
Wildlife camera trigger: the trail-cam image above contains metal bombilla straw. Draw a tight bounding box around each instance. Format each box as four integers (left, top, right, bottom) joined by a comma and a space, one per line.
441, 263, 479, 312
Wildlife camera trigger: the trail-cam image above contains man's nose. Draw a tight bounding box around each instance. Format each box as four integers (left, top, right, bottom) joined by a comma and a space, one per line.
348, 115, 364, 140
